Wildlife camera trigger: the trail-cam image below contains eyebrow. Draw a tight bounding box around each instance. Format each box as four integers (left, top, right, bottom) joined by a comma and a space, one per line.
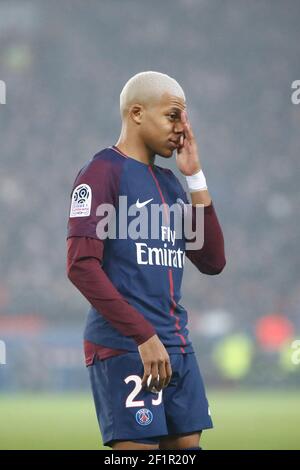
168, 107, 182, 113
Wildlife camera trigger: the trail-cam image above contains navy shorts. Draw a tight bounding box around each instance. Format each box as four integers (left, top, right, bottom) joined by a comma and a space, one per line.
88, 351, 213, 447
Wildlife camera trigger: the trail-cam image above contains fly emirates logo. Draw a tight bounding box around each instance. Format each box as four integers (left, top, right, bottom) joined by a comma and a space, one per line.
135, 226, 185, 268
93, 196, 205, 262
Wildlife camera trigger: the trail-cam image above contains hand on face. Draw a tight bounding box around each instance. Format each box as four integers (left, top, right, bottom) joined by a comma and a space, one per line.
176, 110, 201, 176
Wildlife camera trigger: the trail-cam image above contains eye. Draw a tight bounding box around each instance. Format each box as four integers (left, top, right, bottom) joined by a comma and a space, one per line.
168, 113, 177, 121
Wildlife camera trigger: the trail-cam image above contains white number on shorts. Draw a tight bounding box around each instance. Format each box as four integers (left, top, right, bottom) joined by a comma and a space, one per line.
152, 390, 162, 406
124, 375, 163, 407
124, 375, 144, 408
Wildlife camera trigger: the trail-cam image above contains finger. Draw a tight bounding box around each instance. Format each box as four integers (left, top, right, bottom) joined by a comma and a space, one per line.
147, 375, 160, 393
141, 364, 151, 389
158, 362, 167, 390
148, 363, 159, 390
181, 111, 194, 140
165, 360, 172, 387
176, 135, 183, 153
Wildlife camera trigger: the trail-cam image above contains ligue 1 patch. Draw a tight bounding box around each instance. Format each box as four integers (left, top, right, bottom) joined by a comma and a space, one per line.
70, 184, 92, 218
135, 408, 153, 426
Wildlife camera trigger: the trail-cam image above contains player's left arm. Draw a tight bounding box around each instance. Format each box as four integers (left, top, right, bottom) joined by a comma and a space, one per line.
176, 110, 226, 275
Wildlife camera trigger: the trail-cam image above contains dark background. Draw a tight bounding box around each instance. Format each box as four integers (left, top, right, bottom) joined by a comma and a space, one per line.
0, 0, 299, 391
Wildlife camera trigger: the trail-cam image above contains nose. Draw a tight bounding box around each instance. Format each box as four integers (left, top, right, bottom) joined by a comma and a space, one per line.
174, 121, 184, 134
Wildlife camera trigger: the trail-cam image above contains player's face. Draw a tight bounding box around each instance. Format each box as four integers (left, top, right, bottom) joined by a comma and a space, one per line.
140, 92, 186, 158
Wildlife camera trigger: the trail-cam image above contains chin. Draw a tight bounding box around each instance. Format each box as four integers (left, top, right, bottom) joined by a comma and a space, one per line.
157, 148, 174, 158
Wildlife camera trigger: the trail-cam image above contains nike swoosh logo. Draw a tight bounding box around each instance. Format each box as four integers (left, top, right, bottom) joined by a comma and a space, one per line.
136, 198, 153, 208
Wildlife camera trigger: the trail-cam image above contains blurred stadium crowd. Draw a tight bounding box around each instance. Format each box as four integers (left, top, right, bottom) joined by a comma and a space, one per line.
0, 0, 299, 390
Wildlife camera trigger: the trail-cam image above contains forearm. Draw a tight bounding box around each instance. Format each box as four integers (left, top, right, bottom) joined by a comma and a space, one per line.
186, 202, 226, 274
190, 188, 212, 207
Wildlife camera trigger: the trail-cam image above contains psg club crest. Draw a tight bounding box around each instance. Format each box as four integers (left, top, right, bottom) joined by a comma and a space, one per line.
135, 408, 153, 426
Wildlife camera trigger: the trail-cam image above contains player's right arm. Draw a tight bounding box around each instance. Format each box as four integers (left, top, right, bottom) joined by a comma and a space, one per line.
67, 237, 172, 391
66, 156, 172, 391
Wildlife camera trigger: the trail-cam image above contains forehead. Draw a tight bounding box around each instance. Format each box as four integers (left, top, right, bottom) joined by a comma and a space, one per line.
158, 92, 186, 111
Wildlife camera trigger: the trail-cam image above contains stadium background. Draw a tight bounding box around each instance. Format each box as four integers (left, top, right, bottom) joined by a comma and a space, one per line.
0, 0, 299, 449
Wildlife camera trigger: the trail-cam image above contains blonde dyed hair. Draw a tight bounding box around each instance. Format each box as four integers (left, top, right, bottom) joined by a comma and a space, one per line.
120, 71, 185, 119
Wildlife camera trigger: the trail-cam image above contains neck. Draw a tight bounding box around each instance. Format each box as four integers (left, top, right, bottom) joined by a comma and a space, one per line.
115, 134, 156, 166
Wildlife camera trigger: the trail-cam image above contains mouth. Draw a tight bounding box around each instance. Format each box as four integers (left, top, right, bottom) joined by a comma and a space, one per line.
168, 140, 179, 149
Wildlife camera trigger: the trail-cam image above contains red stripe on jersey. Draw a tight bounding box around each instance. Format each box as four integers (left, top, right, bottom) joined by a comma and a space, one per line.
148, 166, 186, 353
168, 268, 187, 353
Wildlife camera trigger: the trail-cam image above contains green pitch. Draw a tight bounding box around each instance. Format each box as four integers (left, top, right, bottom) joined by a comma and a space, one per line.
0, 391, 299, 450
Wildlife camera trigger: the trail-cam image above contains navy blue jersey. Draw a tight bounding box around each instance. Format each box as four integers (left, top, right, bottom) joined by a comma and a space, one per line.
68, 146, 195, 353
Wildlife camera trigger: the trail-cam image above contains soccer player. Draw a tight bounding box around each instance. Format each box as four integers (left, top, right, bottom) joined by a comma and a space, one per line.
66, 71, 226, 451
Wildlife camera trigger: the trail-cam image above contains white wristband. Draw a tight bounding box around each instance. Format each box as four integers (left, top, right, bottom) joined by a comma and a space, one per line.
186, 169, 207, 192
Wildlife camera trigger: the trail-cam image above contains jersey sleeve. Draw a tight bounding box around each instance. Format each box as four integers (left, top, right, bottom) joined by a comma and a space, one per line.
67, 236, 156, 345
67, 156, 121, 240
66, 154, 157, 345
186, 202, 226, 274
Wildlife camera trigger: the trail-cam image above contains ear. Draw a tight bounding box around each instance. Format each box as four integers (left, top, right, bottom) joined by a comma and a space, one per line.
129, 104, 143, 125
